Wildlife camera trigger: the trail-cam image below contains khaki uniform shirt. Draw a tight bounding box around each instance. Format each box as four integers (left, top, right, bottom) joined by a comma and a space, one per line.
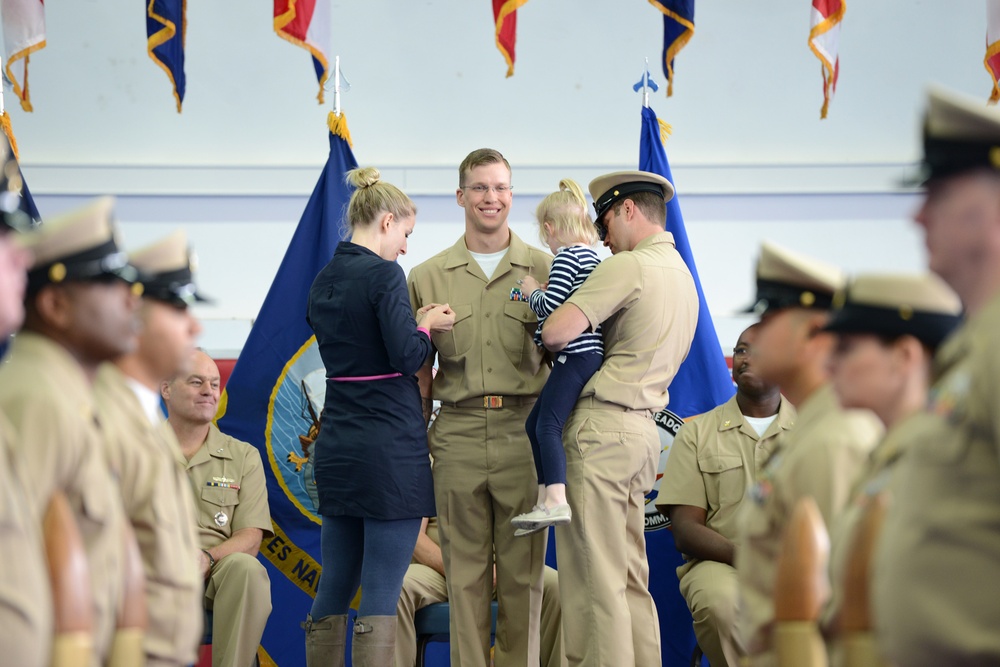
656, 394, 796, 577
566, 231, 698, 411
407, 232, 552, 403
0, 332, 126, 664
95, 364, 203, 665
736, 384, 881, 657
873, 293, 1000, 667
822, 411, 929, 639
176, 423, 273, 549
0, 414, 51, 667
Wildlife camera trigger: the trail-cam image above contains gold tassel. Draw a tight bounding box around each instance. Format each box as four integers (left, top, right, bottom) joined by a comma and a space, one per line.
658, 118, 672, 145
327, 111, 353, 147
0, 112, 20, 160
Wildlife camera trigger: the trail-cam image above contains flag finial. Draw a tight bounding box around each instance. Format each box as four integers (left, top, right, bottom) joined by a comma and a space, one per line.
632, 59, 660, 109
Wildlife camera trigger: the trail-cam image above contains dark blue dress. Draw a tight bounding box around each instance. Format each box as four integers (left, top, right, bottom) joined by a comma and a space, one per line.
306, 242, 435, 520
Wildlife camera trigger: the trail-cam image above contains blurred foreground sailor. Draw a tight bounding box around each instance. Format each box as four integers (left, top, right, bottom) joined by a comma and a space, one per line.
95, 230, 207, 666
0, 196, 138, 665
821, 273, 961, 666
0, 131, 51, 667
873, 85, 1000, 667
735, 242, 881, 667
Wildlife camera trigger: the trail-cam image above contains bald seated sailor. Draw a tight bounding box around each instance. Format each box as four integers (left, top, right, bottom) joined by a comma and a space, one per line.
163, 349, 272, 667
541, 170, 698, 667
96, 230, 208, 666
818, 273, 961, 666
873, 86, 1000, 667
735, 242, 882, 667
0, 196, 139, 666
0, 131, 52, 667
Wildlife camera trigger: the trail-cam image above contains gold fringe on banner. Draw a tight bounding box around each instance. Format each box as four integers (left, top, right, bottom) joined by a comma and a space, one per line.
0, 113, 21, 160
327, 111, 353, 147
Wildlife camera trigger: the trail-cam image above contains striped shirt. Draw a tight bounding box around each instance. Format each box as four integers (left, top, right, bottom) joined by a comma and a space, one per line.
528, 245, 604, 354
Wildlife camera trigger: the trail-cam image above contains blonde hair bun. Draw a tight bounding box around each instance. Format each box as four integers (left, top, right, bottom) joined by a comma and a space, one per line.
347, 166, 381, 189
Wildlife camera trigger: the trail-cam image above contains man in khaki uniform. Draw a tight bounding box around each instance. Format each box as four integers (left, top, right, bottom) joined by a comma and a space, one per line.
872, 87, 1000, 666
96, 231, 208, 666
0, 196, 139, 665
656, 325, 796, 667
407, 148, 552, 667
735, 242, 882, 667
0, 143, 51, 667
163, 349, 273, 667
395, 517, 567, 667
542, 170, 698, 667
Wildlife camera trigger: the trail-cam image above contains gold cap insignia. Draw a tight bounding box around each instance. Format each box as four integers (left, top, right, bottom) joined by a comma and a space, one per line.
800, 291, 816, 307
49, 263, 67, 283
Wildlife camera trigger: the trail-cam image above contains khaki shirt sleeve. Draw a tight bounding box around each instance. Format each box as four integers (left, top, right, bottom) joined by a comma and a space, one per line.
233, 445, 273, 537
657, 419, 708, 511
565, 252, 642, 332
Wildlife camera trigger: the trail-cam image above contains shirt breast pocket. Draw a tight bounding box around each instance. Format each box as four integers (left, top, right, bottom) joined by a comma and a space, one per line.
432, 305, 473, 358
500, 303, 537, 357
698, 454, 747, 508
199, 487, 240, 533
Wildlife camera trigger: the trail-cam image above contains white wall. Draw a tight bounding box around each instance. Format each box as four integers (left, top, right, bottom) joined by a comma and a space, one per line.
5, 0, 980, 354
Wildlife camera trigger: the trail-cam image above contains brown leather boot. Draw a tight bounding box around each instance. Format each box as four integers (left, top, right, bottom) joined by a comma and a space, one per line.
303, 613, 348, 667
352, 615, 397, 667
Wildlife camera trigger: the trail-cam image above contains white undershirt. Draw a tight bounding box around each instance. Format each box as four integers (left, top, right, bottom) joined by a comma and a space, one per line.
469, 248, 509, 280
744, 414, 778, 438
126, 376, 164, 426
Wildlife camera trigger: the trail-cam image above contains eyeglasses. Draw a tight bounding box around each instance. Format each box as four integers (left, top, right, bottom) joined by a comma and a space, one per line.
461, 184, 512, 195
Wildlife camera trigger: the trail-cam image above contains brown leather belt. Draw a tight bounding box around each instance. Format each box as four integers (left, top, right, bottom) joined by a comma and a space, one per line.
440, 395, 537, 409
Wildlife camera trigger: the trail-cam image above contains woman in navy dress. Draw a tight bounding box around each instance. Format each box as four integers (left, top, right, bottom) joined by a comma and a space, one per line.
302, 167, 455, 667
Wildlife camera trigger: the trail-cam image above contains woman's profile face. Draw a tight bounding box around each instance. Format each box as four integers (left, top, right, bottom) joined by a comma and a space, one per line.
829, 332, 900, 416
380, 213, 415, 262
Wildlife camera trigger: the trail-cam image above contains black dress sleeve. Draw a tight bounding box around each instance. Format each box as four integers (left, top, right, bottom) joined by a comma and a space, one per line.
371, 262, 433, 376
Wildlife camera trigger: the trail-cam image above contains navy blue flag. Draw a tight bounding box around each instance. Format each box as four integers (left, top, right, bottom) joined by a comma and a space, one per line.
639, 104, 735, 666
649, 0, 694, 97
216, 113, 357, 666
146, 0, 186, 112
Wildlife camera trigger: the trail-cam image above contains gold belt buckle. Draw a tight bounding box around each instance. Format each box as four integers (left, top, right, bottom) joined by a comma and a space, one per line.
483, 395, 503, 409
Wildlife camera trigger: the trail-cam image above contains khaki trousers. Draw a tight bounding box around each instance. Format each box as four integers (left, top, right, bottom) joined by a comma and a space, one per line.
394, 563, 567, 667
555, 406, 661, 667
429, 406, 547, 667
678, 560, 745, 667
204, 552, 271, 667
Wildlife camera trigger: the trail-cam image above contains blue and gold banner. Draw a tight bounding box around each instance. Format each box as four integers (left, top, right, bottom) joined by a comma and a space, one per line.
649, 0, 694, 97
216, 113, 357, 666
146, 0, 186, 112
640, 104, 735, 666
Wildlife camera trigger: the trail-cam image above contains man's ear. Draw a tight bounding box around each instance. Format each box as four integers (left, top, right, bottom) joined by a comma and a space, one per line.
33, 285, 72, 331
160, 381, 171, 401
456, 188, 465, 208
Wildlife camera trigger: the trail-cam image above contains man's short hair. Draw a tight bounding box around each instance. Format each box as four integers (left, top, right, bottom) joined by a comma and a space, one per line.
611, 191, 666, 226
459, 148, 511, 187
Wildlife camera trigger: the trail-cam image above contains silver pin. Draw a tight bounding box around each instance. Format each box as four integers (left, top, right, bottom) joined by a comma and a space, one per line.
214, 511, 229, 527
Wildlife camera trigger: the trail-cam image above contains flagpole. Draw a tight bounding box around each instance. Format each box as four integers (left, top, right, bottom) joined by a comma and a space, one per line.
0, 56, 6, 116
333, 55, 342, 117
642, 57, 650, 108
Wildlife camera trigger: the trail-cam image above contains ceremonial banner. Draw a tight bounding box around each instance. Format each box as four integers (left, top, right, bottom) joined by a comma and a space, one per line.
1, 0, 45, 112
649, 0, 694, 97
216, 112, 356, 666
146, 0, 186, 112
808, 0, 845, 119
640, 105, 736, 666
986, 0, 1000, 104
493, 0, 528, 77
0, 112, 39, 223
274, 0, 331, 103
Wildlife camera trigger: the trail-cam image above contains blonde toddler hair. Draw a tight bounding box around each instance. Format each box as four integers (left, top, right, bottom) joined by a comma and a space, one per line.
536, 179, 598, 247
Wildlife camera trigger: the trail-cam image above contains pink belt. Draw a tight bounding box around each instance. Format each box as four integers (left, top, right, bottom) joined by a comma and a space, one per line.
328, 373, 403, 382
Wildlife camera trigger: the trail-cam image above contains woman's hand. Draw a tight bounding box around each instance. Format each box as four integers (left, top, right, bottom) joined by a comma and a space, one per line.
416, 303, 456, 333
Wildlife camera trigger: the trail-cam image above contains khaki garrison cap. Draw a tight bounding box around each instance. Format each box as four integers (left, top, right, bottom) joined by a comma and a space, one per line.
588, 170, 674, 224
915, 85, 1000, 182
129, 230, 210, 308
823, 273, 963, 350
20, 196, 138, 293
745, 242, 845, 316
0, 131, 39, 234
